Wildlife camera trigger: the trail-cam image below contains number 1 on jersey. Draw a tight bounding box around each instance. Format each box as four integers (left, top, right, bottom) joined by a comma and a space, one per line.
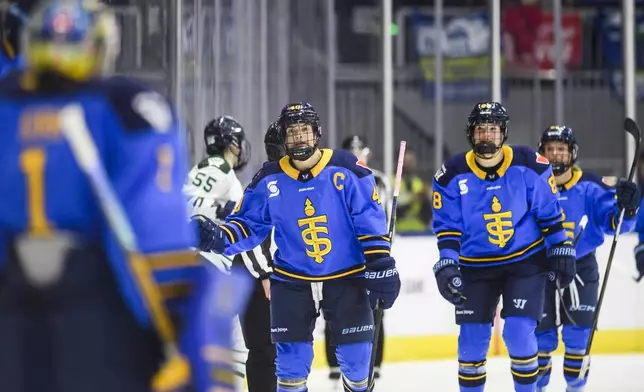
20, 148, 52, 236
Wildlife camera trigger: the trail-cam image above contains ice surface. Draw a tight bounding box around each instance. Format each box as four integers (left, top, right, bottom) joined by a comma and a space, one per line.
306, 354, 644, 391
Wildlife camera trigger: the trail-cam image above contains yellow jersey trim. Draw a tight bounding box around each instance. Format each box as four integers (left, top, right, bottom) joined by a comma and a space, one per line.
148, 250, 200, 270
278, 149, 334, 181
562, 166, 583, 190
1, 39, 15, 59
465, 145, 514, 180
273, 265, 366, 281
436, 231, 462, 238
459, 237, 543, 263
228, 220, 249, 238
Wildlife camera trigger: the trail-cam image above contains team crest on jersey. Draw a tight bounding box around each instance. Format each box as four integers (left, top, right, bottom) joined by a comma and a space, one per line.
297, 198, 332, 263
535, 153, 549, 165
483, 196, 514, 248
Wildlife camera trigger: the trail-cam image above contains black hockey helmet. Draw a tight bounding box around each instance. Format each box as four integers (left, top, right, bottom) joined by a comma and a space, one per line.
203, 115, 251, 171
465, 102, 510, 157
277, 102, 321, 161
264, 121, 286, 162
538, 125, 578, 176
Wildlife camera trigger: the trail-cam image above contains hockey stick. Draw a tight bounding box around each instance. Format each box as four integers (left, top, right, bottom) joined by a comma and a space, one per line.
368, 141, 406, 390
555, 214, 588, 328
578, 118, 642, 380
59, 104, 190, 390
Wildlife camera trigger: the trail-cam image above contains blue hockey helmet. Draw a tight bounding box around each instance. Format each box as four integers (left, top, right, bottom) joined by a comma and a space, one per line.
538, 125, 578, 175
465, 102, 510, 157
204, 116, 251, 171
264, 121, 286, 162
277, 102, 321, 161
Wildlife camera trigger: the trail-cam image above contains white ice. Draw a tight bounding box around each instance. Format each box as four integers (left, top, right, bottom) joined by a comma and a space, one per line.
306, 354, 644, 391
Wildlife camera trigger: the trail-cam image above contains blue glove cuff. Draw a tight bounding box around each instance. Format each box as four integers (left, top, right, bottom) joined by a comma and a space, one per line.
433, 258, 457, 275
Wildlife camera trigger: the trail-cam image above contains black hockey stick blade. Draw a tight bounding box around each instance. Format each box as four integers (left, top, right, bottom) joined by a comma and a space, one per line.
624, 118, 642, 182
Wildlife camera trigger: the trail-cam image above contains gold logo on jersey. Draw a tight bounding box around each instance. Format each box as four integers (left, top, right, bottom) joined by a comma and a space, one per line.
372, 186, 381, 204
561, 209, 575, 239
297, 197, 332, 263
483, 196, 514, 248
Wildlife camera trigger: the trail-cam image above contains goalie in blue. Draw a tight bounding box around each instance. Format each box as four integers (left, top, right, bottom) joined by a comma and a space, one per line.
431, 102, 576, 392
535, 126, 639, 392
198, 102, 401, 392
0, 1, 249, 392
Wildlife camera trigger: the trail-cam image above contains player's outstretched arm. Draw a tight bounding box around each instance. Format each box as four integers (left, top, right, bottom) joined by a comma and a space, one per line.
431, 171, 465, 306
345, 167, 400, 310
590, 177, 639, 235
199, 169, 273, 256
529, 165, 576, 288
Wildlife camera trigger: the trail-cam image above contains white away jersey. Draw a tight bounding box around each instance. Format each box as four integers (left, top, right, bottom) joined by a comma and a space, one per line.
183, 155, 243, 224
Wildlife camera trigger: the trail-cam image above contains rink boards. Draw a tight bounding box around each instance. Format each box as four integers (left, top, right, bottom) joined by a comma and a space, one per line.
310, 233, 644, 367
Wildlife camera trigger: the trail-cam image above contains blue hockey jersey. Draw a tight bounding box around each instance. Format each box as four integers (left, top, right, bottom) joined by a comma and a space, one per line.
636, 198, 644, 242
432, 145, 569, 268
0, 71, 200, 327
220, 149, 390, 281
557, 167, 634, 258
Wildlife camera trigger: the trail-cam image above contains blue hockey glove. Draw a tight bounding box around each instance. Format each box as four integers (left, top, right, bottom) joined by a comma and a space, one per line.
433, 258, 465, 306
364, 256, 401, 310
616, 178, 641, 219
191, 214, 227, 253
547, 242, 576, 288
634, 243, 644, 282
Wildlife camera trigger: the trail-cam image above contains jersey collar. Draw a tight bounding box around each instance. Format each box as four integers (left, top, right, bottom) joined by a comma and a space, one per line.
279, 148, 334, 181
560, 166, 583, 191
466, 145, 514, 180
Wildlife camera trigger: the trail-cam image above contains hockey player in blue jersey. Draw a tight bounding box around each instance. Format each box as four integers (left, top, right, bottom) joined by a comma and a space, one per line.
432, 102, 576, 392
0, 1, 249, 391
198, 102, 401, 392
533, 126, 639, 392
632, 151, 644, 281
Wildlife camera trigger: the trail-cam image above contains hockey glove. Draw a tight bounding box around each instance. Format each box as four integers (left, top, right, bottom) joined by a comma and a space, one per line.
547, 242, 576, 288
433, 258, 465, 306
215, 200, 238, 221
364, 256, 401, 310
634, 243, 644, 282
616, 179, 641, 219
192, 214, 227, 253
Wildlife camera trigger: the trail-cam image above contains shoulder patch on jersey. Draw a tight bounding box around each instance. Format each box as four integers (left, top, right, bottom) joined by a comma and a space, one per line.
434, 153, 468, 187
104, 76, 176, 134
602, 176, 618, 187
327, 149, 372, 178
509, 145, 550, 175
536, 152, 550, 165
579, 171, 614, 190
